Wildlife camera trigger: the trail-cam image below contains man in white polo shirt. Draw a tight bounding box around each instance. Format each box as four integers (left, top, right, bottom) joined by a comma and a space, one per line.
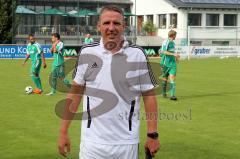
58, 5, 160, 159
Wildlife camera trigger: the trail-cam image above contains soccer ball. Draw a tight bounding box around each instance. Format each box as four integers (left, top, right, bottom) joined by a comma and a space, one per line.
25, 86, 33, 94
219, 56, 225, 59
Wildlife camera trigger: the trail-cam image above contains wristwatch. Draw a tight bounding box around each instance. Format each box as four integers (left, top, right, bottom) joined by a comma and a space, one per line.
147, 132, 159, 139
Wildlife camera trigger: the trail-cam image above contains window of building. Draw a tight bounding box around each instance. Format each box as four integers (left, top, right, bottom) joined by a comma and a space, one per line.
16, 39, 27, 44
36, 15, 44, 25
206, 14, 219, 26
212, 41, 229, 46
190, 41, 202, 46
26, 5, 35, 11
170, 14, 177, 28
66, 6, 75, 12
35, 5, 43, 12
35, 6, 44, 25
188, 13, 202, 26
146, 15, 153, 22
44, 6, 51, 25
89, 16, 98, 26
45, 6, 51, 10
224, 14, 237, 26
59, 6, 66, 12
158, 14, 166, 29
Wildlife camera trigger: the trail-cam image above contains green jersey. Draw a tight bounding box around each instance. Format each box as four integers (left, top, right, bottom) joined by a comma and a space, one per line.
160, 39, 177, 67
52, 41, 64, 66
26, 42, 42, 63
84, 38, 94, 44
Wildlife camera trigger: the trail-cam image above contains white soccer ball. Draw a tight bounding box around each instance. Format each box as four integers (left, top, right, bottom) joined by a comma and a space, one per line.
219, 56, 225, 59
25, 86, 33, 94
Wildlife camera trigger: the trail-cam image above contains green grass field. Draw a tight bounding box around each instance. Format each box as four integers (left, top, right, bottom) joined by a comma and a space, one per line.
0, 58, 240, 159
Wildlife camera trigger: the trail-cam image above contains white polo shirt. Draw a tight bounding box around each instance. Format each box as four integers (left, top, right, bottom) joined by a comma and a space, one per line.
73, 38, 157, 145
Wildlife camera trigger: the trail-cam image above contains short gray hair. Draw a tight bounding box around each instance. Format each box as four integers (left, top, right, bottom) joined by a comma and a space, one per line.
99, 5, 124, 20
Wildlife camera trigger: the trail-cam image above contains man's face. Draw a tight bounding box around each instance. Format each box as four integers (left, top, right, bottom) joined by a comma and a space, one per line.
173, 34, 176, 40
29, 36, 35, 44
51, 36, 57, 43
97, 10, 125, 42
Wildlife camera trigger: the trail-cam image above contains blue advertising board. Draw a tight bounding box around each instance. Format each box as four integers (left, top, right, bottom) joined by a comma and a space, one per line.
0, 45, 160, 59
0, 45, 52, 59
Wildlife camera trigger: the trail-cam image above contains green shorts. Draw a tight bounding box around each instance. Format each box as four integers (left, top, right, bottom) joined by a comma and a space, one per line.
160, 65, 177, 78
52, 64, 65, 78
31, 60, 42, 75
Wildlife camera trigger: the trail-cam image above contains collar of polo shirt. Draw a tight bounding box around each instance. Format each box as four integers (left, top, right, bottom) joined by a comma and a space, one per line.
100, 37, 129, 55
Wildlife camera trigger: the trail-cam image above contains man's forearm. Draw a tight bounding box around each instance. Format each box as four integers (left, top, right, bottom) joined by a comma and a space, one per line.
41, 53, 46, 64
60, 96, 80, 133
142, 90, 158, 133
60, 82, 85, 133
164, 51, 175, 56
23, 55, 30, 64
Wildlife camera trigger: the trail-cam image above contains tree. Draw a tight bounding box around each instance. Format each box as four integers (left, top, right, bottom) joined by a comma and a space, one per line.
0, 0, 17, 44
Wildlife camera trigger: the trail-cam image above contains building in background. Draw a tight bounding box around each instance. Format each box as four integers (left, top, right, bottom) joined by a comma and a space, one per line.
133, 0, 240, 46
15, 0, 133, 44
15, 0, 240, 46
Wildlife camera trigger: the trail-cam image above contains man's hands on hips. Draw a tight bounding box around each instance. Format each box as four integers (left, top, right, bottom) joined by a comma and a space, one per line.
145, 137, 160, 157
58, 132, 71, 157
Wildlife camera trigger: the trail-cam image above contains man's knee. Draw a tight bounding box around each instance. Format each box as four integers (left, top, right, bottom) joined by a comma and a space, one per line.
32, 72, 39, 77
169, 75, 175, 81
162, 77, 168, 81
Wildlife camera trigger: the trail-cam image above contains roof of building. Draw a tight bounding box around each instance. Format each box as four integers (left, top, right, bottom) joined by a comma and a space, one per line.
74, 0, 132, 4
166, 0, 240, 8
19, 0, 133, 4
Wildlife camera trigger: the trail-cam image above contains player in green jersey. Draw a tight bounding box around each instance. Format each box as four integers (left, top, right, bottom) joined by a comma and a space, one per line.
84, 34, 94, 44
160, 30, 180, 100
46, 33, 70, 96
22, 34, 47, 94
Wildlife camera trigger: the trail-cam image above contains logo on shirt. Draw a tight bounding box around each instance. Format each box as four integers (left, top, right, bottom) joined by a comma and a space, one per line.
91, 62, 98, 68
